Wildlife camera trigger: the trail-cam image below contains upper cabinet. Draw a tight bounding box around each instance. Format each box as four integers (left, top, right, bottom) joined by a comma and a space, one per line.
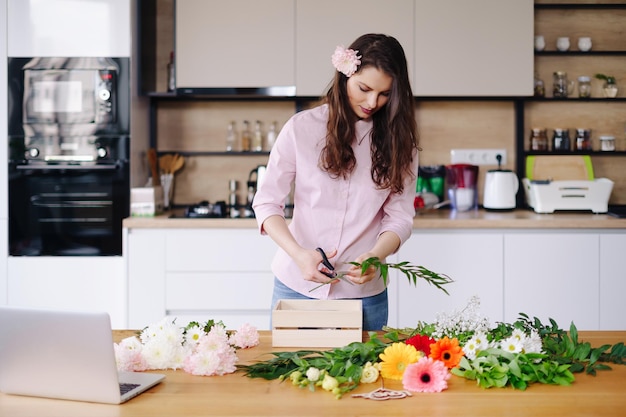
175, 0, 295, 92
7, 0, 131, 57
169, 0, 532, 96
295, 0, 414, 97
413, 0, 533, 96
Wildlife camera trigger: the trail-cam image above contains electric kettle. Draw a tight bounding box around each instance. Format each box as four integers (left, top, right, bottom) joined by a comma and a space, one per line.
483, 169, 519, 210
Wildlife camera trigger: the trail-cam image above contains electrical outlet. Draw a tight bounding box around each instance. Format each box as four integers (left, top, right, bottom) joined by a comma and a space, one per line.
450, 149, 507, 166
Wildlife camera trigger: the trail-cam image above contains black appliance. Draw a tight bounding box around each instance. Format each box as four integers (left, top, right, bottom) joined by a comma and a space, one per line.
8, 57, 130, 256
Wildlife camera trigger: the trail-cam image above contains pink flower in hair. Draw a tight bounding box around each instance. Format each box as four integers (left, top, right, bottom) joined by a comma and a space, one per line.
331, 45, 361, 77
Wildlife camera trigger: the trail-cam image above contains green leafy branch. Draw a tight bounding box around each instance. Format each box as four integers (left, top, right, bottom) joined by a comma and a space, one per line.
238, 332, 397, 397
357, 257, 453, 295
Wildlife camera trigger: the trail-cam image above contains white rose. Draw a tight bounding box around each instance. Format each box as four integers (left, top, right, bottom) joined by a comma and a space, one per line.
360, 363, 379, 384
306, 367, 321, 382
321, 374, 339, 391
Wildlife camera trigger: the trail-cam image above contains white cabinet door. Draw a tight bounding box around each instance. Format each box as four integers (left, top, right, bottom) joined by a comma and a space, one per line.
599, 233, 626, 330
7, 257, 126, 328
295, 0, 414, 96
127, 228, 278, 330
395, 232, 504, 328
175, 0, 295, 90
126, 228, 167, 329
414, 0, 533, 96
504, 233, 600, 330
7, 0, 131, 57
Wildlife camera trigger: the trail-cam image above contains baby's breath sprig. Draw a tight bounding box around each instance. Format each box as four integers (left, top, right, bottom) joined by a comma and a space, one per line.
355, 257, 453, 295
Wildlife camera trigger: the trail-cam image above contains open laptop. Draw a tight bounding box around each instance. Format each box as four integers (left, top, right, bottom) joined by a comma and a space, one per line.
0, 306, 165, 404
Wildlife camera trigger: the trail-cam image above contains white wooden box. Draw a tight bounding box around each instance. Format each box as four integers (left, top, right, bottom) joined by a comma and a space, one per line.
272, 300, 362, 348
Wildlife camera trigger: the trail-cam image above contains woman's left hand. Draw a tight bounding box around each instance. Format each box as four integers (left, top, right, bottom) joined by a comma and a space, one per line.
345, 252, 378, 285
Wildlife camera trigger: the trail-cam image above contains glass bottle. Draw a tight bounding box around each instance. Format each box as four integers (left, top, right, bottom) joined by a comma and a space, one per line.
577, 76, 591, 98
252, 120, 264, 152
265, 121, 277, 150
575, 128, 592, 151
167, 51, 175, 92
240, 120, 251, 152
225, 121, 238, 152
529, 128, 548, 151
552, 128, 571, 152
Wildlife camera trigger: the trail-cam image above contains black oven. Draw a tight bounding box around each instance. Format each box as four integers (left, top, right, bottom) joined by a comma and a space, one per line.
8, 57, 130, 256
8, 137, 129, 256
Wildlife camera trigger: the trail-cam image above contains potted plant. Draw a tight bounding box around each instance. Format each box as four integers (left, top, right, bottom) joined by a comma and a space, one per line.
595, 73, 618, 98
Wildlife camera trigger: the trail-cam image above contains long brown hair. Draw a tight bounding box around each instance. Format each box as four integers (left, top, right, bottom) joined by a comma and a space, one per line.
322, 33, 419, 194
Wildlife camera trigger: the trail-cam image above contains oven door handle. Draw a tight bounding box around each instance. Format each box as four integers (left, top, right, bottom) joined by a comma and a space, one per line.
16, 163, 121, 171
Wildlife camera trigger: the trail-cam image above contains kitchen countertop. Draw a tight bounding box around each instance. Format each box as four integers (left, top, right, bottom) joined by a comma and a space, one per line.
1, 331, 624, 417
123, 208, 626, 230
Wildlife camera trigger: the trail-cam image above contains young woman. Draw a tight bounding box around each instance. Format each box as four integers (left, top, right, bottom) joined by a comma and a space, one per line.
252, 33, 419, 330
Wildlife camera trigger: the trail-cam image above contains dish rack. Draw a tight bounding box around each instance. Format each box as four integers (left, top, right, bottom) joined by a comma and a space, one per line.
522, 178, 614, 214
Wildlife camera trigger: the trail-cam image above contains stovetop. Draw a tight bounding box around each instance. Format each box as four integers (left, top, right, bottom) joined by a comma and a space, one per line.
607, 205, 626, 218
178, 201, 227, 218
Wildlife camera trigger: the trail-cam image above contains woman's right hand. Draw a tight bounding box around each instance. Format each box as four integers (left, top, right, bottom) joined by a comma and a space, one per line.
295, 248, 339, 284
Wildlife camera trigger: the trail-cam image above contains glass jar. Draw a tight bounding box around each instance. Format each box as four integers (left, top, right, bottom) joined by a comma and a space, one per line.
530, 128, 548, 151
575, 128, 592, 151
553, 71, 574, 98
552, 128, 571, 151
599, 135, 615, 152
577, 76, 591, 98
534, 76, 545, 97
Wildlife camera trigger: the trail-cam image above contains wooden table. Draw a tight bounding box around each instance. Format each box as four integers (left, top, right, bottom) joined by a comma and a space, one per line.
1, 331, 625, 417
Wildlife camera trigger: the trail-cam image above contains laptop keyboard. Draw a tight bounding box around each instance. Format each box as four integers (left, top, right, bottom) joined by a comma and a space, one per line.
119, 383, 140, 395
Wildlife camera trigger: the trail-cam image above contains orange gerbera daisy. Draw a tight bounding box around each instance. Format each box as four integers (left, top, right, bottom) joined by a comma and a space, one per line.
379, 342, 421, 380
429, 336, 464, 369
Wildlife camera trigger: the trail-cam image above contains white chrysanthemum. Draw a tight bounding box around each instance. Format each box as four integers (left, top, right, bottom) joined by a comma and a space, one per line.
463, 331, 490, 360
185, 325, 204, 346
500, 335, 524, 354
511, 328, 526, 342
523, 330, 543, 354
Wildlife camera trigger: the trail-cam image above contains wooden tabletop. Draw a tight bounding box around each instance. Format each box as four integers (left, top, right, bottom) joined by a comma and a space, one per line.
1, 331, 625, 417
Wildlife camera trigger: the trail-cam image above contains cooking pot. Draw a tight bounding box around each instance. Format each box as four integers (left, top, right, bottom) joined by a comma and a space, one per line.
483, 169, 519, 210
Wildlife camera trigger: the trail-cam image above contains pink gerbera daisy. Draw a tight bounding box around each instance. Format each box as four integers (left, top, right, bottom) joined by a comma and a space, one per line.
402, 357, 450, 393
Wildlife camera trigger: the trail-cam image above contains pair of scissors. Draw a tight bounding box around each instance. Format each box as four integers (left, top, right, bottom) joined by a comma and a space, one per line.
315, 247, 354, 284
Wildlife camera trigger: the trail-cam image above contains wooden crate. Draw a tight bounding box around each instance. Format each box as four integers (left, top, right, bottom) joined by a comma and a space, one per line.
272, 299, 363, 348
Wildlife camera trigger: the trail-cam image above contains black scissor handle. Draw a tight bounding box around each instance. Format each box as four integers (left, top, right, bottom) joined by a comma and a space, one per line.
315, 247, 336, 278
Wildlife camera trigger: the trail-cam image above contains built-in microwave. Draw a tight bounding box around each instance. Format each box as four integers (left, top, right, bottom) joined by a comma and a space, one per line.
8, 57, 129, 139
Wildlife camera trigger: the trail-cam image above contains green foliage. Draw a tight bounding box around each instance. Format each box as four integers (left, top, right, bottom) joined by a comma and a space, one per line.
356, 257, 453, 295
595, 73, 616, 84
238, 332, 396, 396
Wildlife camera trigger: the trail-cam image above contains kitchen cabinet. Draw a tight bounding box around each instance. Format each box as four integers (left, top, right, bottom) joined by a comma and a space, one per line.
7, 0, 130, 57
503, 232, 600, 330
599, 233, 626, 330
295, 0, 414, 96
126, 228, 277, 330
413, 0, 533, 96
394, 231, 504, 328
6, 257, 127, 328
174, 0, 295, 92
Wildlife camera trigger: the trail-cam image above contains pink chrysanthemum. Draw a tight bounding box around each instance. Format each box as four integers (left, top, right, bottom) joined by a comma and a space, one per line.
402, 357, 451, 393
229, 323, 260, 349
331, 45, 361, 77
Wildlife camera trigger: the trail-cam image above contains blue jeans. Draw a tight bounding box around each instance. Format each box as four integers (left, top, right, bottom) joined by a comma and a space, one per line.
270, 278, 388, 331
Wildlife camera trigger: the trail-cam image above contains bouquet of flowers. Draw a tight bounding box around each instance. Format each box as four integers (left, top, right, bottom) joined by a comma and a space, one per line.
114, 318, 259, 376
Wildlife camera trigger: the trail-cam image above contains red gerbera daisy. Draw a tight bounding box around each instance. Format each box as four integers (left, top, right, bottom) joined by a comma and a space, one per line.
429, 336, 464, 369
405, 334, 436, 356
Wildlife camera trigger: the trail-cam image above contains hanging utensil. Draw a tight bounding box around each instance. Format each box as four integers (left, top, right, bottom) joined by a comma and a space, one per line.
171, 154, 185, 174
159, 154, 174, 174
